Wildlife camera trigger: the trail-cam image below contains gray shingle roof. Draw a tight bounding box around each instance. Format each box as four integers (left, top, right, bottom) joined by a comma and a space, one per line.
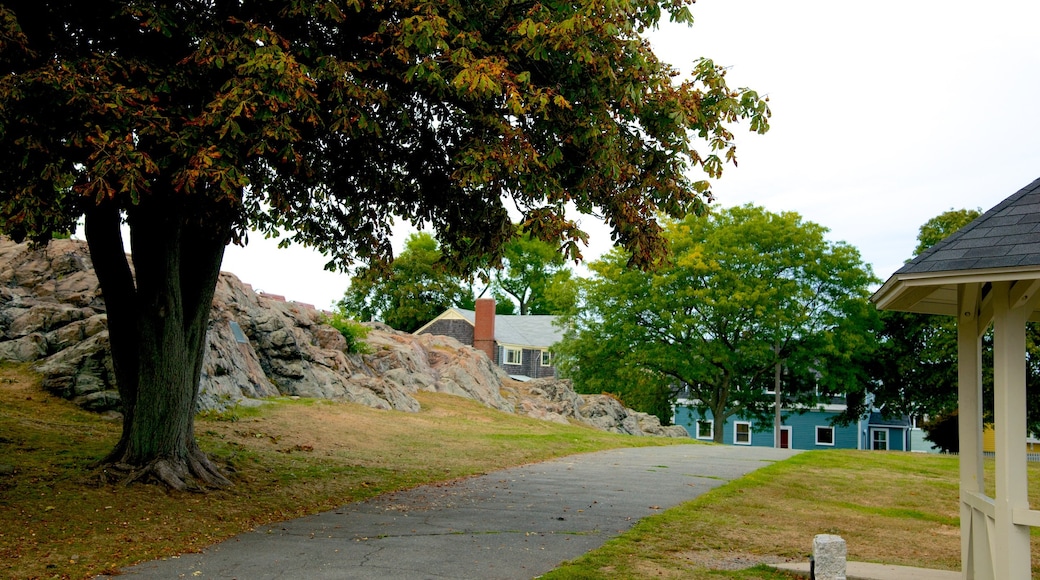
454, 309, 563, 349
868, 412, 910, 428
872, 176, 1040, 316
897, 176, 1040, 275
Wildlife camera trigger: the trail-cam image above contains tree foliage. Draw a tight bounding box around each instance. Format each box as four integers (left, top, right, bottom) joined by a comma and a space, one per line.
339, 232, 469, 332
874, 208, 1040, 438
555, 205, 878, 435
0, 0, 768, 487
870, 209, 980, 424
493, 231, 576, 315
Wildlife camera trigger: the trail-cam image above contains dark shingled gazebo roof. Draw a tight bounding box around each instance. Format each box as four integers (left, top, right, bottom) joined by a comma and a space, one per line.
897, 176, 1040, 275
872, 176, 1040, 316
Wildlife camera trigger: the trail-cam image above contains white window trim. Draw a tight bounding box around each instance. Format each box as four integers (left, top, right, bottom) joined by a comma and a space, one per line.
871, 428, 888, 451
734, 421, 752, 445
696, 420, 714, 440
503, 347, 523, 366
815, 425, 836, 446
540, 350, 553, 367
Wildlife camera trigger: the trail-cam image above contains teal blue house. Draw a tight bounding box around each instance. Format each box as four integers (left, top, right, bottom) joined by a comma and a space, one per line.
673, 399, 911, 451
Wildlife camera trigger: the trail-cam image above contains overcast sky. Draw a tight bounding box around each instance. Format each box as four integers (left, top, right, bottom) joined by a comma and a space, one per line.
222, 0, 1040, 310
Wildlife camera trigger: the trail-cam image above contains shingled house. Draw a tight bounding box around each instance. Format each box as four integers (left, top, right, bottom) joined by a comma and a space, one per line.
414, 298, 562, 379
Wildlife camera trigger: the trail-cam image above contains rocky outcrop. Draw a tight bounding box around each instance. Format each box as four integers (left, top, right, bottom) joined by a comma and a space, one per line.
0, 238, 687, 438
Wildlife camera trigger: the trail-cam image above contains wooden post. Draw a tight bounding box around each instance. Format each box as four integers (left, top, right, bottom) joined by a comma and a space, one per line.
957, 283, 988, 580
991, 281, 1031, 579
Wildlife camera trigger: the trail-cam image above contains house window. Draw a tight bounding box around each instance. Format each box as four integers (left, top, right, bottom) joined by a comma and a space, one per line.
734, 421, 752, 445
504, 347, 522, 365
540, 350, 553, 367
696, 420, 714, 440
872, 429, 888, 451
816, 426, 835, 446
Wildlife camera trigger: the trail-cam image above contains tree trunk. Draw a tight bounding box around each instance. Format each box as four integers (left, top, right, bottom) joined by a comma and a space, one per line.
85, 196, 231, 490
712, 403, 727, 444
711, 386, 729, 444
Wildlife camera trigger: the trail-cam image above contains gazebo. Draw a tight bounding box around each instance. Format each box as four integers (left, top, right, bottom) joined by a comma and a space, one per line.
872, 176, 1040, 579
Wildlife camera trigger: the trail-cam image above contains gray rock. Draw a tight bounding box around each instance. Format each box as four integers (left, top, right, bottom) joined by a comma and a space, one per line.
0, 333, 48, 362
0, 237, 686, 438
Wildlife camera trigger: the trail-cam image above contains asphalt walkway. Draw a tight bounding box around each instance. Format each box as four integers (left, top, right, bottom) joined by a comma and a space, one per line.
99, 444, 799, 579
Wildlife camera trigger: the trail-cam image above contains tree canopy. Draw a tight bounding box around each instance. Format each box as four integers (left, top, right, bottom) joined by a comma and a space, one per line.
339, 232, 469, 332
554, 205, 878, 437
0, 0, 769, 488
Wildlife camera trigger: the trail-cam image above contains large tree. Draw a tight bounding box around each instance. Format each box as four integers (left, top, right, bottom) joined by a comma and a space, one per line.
340, 232, 469, 332
0, 1, 768, 488
555, 205, 878, 436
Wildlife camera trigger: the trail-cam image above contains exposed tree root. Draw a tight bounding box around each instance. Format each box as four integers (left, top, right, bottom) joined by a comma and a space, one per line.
97, 448, 232, 491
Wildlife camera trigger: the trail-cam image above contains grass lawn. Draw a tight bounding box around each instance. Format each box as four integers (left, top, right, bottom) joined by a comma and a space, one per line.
0, 363, 684, 579
543, 448, 1040, 579
3, 361, 1040, 579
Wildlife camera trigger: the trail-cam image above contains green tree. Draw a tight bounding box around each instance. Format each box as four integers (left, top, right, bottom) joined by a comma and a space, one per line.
873, 208, 1040, 441
869, 209, 981, 425
555, 205, 878, 436
0, 1, 768, 488
494, 232, 576, 315
340, 233, 469, 332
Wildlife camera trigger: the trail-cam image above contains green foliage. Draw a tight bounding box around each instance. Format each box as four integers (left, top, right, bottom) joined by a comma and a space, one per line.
555, 205, 879, 431
459, 288, 516, 314
493, 231, 577, 315
339, 233, 469, 332
867, 209, 1040, 429
322, 312, 372, 355
922, 411, 960, 453
914, 208, 982, 256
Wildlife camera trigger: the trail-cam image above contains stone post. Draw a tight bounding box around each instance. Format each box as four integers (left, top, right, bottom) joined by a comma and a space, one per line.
812, 534, 846, 580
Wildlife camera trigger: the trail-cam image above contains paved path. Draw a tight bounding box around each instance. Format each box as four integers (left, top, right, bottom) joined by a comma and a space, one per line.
100, 444, 800, 580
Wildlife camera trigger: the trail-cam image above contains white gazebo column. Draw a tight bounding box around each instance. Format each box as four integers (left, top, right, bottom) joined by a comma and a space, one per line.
957, 283, 989, 579
991, 281, 1031, 579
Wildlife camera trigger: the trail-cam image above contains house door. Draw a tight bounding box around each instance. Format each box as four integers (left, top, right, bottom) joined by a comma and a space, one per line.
779, 426, 792, 449
871, 428, 888, 451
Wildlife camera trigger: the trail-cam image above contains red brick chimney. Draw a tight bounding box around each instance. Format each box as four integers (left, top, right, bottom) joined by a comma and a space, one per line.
473, 298, 496, 362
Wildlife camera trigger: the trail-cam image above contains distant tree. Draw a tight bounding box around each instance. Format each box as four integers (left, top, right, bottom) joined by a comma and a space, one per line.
555, 205, 878, 433
459, 288, 517, 315
0, 1, 768, 488
868, 210, 981, 422
494, 232, 576, 315
873, 208, 1040, 434
528, 269, 579, 316
914, 208, 983, 256
339, 233, 469, 333
922, 411, 960, 454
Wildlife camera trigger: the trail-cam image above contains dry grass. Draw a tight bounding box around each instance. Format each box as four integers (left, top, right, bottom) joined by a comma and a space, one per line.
543, 450, 1040, 579
7, 358, 1040, 580
0, 363, 680, 580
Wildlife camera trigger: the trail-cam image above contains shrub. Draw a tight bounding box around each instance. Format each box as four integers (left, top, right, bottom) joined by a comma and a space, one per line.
323, 312, 372, 354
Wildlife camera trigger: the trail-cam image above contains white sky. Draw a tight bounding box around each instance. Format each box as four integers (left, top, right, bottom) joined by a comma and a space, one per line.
221, 0, 1040, 310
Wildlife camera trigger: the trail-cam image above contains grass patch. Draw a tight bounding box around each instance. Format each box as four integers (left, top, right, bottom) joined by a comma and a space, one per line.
7, 359, 1040, 579
542, 450, 1040, 579
0, 363, 685, 580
